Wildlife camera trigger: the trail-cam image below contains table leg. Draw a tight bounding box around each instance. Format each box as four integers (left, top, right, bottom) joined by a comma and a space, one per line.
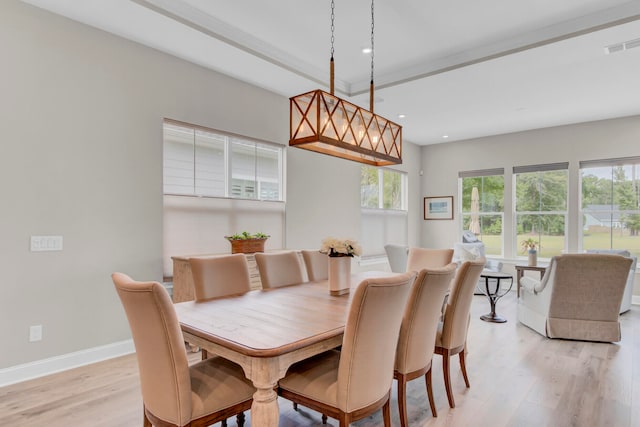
516, 270, 524, 298
248, 358, 281, 427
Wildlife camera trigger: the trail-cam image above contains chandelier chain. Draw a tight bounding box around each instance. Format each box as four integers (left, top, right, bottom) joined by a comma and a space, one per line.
370, 0, 374, 83
330, 0, 335, 59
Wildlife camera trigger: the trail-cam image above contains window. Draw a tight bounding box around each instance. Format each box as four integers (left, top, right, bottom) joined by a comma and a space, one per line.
458, 169, 504, 256
360, 166, 408, 258
163, 120, 284, 201
514, 163, 568, 259
580, 157, 640, 258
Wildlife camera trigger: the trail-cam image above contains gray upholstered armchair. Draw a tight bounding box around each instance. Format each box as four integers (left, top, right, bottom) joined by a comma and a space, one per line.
517, 253, 632, 342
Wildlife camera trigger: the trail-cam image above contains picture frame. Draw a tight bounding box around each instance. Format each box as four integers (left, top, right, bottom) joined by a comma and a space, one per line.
424, 196, 454, 220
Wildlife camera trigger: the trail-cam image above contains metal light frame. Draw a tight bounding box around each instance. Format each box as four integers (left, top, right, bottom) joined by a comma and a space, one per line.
289, 0, 402, 166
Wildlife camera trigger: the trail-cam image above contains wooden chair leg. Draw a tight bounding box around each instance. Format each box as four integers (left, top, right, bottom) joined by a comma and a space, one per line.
459, 351, 470, 388
442, 350, 456, 408
397, 375, 409, 427
221, 419, 227, 427
293, 402, 298, 410
322, 414, 328, 424
236, 412, 245, 427
425, 368, 437, 417
382, 399, 392, 427
143, 406, 152, 427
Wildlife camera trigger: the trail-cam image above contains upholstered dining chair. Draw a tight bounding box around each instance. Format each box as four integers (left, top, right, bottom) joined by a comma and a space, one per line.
189, 254, 252, 360
394, 263, 457, 425
255, 251, 305, 289
301, 250, 329, 281
406, 247, 455, 271
278, 272, 416, 427
111, 273, 255, 427
434, 259, 485, 408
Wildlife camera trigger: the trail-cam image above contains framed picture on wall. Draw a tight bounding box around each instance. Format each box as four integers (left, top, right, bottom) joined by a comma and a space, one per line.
424, 196, 454, 220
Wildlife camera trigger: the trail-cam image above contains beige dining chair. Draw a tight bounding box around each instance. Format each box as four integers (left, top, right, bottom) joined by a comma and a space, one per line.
255, 251, 305, 289
406, 247, 454, 271
278, 272, 416, 427
111, 273, 255, 427
189, 254, 252, 360
394, 263, 457, 425
434, 259, 485, 408
301, 250, 329, 281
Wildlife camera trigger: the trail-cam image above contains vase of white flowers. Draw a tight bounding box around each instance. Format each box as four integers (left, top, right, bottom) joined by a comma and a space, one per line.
320, 237, 362, 296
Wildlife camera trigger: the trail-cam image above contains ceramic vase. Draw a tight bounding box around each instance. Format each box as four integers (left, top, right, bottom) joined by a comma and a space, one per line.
328, 256, 351, 295
528, 249, 537, 267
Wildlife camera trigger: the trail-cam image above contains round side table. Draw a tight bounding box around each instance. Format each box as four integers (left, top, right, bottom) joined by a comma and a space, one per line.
479, 271, 513, 323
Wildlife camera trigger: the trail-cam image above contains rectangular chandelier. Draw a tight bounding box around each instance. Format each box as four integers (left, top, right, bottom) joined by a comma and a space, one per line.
290, 89, 402, 166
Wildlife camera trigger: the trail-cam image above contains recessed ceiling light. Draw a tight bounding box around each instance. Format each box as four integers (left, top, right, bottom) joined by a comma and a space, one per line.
362, 47, 372, 54
442, 135, 449, 139
398, 114, 406, 119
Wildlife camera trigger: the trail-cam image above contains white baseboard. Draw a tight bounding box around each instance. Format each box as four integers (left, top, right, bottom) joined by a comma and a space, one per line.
0, 339, 134, 387
633, 295, 640, 306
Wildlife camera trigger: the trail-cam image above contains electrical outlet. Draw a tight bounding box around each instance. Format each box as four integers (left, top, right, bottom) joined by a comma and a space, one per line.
30, 235, 63, 252
29, 325, 42, 342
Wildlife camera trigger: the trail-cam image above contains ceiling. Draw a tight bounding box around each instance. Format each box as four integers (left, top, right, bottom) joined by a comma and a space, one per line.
22, 0, 640, 145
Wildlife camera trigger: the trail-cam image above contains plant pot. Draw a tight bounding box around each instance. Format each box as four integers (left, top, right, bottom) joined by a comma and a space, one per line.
328, 256, 351, 296
528, 249, 537, 267
228, 238, 267, 254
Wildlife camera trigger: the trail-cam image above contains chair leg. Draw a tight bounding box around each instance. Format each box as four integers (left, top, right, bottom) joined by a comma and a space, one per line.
459, 351, 470, 388
293, 402, 298, 411
143, 406, 152, 427
322, 414, 328, 424
221, 419, 227, 427
382, 399, 392, 427
425, 368, 437, 417
201, 349, 208, 360
442, 350, 456, 408
237, 412, 245, 427
397, 375, 409, 427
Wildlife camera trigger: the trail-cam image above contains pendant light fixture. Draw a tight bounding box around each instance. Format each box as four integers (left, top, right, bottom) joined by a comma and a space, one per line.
289, 0, 402, 166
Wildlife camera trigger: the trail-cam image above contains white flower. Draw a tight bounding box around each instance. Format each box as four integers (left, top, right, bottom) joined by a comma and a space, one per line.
320, 237, 361, 257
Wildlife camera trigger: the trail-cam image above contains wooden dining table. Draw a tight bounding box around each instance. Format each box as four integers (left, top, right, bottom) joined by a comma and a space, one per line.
174, 271, 397, 427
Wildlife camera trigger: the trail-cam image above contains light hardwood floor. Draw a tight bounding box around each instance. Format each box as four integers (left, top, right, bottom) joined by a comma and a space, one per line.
2, 292, 639, 426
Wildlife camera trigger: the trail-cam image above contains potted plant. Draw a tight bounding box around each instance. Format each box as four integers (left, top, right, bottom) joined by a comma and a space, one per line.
225, 231, 270, 254
521, 238, 539, 266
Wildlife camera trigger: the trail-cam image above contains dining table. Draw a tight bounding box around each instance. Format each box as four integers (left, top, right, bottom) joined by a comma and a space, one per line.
174, 270, 397, 427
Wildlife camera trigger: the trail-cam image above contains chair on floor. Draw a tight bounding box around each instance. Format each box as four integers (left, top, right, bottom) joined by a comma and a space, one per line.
384, 244, 408, 273
394, 263, 457, 425
301, 250, 329, 281
278, 272, 416, 427
255, 251, 305, 289
434, 259, 485, 408
406, 247, 454, 271
585, 249, 637, 314
111, 273, 255, 427
189, 254, 252, 360
518, 253, 632, 342
452, 241, 504, 294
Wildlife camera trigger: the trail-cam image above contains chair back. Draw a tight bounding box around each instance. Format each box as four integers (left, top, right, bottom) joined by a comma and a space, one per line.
336, 272, 415, 412
395, 264, 457, 375
440, 259, 485, 350
384, 244, 408, 273
406, 247, 454, 271
548, 254, 631, 322
301, 250, 329, 281
255, 251, 305, 289
189, 254, 251, 301
112, 273, 191, 426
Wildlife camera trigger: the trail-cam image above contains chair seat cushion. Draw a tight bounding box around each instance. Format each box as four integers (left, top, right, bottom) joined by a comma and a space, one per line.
190, 356, 255, 419
278, 350, 340, 408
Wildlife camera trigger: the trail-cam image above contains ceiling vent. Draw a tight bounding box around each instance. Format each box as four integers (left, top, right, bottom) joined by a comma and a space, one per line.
604, 37, 640, 54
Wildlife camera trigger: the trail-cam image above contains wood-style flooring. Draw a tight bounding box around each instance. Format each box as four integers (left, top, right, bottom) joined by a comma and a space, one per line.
2, 292, 639, 426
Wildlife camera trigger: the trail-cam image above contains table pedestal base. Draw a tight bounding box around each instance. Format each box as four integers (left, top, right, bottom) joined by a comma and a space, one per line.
480, 313, 507, 323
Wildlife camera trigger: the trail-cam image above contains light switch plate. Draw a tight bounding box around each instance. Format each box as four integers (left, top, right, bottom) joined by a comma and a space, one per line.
30, 235, 63, 252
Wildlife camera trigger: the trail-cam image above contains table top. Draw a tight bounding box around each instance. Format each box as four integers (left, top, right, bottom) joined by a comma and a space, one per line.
514, 264, 547, 272
174, 271, 396, 358
480, 270, 513, 279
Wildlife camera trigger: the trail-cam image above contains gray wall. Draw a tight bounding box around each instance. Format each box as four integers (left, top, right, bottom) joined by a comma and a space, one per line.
0, 0, 421, 370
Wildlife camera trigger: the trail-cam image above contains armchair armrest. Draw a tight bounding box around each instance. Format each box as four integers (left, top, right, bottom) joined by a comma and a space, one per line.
519, 276, 541, 294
